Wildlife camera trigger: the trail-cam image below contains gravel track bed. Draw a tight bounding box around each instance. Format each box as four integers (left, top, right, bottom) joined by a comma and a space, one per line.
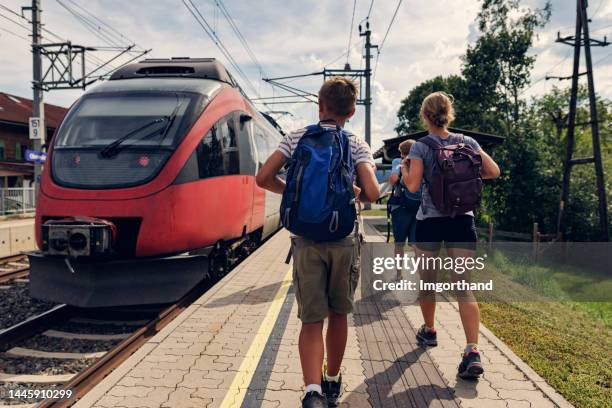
0, 382, 62, 405
0, 355, 90, 375
0, 283, 56, 330
56, 320, 142, 335
19, 335, 119, 353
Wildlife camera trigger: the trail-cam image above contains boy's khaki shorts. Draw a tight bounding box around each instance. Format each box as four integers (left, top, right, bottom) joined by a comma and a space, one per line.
291, 236, 360, 323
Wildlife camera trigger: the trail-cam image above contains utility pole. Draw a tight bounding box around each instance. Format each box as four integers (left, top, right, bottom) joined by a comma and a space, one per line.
360, 20, 377, 147
20, 1, 149, 195
552, 0, 609, 241
24, 0, 45, 193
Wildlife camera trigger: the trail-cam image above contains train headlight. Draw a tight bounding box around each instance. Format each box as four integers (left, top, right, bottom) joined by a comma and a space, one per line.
68, 232, 88, 251
50, 237, 69, 252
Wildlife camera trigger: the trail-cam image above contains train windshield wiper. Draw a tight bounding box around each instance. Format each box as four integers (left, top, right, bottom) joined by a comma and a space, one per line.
99, 118, 167, 158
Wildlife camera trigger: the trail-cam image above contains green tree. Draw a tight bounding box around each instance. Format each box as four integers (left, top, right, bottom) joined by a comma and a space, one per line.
463, 0, 551, 134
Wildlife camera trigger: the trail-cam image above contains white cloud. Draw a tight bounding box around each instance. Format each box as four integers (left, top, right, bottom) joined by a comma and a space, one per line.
0, 0, 610, 150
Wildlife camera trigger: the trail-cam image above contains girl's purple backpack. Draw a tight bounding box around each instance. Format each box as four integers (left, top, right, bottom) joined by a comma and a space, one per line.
418, 135, 483, 216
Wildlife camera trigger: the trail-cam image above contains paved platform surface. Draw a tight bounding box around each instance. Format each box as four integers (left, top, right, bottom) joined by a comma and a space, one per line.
74, 219, 572, 408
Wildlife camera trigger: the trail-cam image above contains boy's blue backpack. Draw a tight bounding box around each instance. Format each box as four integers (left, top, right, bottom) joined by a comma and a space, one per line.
281, 123, 356, 241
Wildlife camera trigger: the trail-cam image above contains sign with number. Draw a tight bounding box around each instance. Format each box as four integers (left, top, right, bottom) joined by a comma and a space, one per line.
29, 117, 42, 140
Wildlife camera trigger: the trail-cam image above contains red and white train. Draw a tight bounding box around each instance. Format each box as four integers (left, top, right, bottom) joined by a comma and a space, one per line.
29, 58, 283, 307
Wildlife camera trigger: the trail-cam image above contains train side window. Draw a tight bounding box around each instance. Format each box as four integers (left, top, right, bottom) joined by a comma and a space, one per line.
196, 125, 224, 179
218, 115, 239, 175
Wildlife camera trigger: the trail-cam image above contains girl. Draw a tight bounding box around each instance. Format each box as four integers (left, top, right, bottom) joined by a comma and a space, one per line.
401, 91, 500, 379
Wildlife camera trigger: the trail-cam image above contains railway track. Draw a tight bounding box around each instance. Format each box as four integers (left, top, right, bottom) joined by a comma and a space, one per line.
0, 254, 30, 284
0, 239, 259, 407
38, 280, 214, 407
0, 303, 168, 407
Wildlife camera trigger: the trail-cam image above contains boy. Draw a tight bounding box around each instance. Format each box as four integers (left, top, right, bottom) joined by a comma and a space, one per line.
256, 77, 379, 408
388, 139, 421, 277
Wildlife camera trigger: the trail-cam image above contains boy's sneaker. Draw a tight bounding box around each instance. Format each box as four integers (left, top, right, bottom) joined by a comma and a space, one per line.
321, 370, 342, 407
457, 349, 484, 379
302, 391, 327, 408
416, 325, 438, 347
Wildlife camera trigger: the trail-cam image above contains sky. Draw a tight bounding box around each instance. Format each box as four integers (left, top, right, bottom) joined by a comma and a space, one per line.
1, 0, 611, 150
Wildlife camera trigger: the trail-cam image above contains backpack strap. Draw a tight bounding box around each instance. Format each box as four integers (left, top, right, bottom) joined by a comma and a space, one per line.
417, 135, 442, 150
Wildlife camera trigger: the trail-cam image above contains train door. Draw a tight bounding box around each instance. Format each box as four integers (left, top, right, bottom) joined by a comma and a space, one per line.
236, 113, 257, 234
253, 123, 281, 238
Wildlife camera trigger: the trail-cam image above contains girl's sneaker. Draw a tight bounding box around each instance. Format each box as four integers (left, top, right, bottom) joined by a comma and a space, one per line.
416, 325, 438, 347
457, 349, 484, 379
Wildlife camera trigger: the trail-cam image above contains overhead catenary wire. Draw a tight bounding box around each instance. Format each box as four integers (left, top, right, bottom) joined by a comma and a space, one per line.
0, 2, 144, 84
215, 0, 266, 79
594, 49, 612, 66
55, 0, 128, 49
0, 4, 66, 42
64, 0, 137, 47
182, 0, 261, 99
0, 26, 29, 40
346, 0, 357, 65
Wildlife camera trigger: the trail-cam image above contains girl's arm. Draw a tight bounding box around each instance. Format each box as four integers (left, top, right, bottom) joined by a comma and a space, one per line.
402, 158, 423, 193
479, 149, 500, 179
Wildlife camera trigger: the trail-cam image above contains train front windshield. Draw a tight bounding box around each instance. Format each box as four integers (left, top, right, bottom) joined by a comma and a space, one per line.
51, 92, 204, 189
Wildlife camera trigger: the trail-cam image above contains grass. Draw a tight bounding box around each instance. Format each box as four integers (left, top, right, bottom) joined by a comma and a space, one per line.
478, 253, 611, 408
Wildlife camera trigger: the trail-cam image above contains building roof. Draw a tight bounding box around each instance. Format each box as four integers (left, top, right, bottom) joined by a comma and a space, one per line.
373, 127, 505, 163
0, 92, 68, 129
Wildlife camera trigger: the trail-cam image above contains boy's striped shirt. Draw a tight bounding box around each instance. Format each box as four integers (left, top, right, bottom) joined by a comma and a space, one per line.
277, 123, 375, 168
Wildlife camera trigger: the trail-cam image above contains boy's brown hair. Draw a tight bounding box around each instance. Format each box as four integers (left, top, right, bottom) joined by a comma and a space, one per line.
398, 139, 416, 156
318, 76, 358, 116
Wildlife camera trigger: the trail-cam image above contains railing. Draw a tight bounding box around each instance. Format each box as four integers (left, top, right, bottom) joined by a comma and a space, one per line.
476, 222, 559, 259
0, 188, 36, 215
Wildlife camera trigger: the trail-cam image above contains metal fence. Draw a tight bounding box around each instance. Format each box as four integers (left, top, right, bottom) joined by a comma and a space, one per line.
0, 188, 36, 215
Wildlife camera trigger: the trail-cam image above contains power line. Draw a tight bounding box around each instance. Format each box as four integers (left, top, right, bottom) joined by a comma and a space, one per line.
519, 47, 573, 95
590, 23, 612, 35
377, 0, 403, 54
0, 26, 29, 40
592, 0, 605, 17
346, 0, 356, 65
373, 0, 403, 80
594, 49, 612, 65
0, 4, 66, 42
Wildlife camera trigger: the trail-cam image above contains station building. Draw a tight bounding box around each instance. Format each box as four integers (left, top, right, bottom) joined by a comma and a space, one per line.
0, 92, 67, 187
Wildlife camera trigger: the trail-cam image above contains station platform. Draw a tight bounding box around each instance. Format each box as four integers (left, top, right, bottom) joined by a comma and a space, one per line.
75, 218, 572, 408
0, 216, 35, 257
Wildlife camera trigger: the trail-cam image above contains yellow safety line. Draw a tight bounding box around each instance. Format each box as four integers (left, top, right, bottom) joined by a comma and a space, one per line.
219, 267, 293, 408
